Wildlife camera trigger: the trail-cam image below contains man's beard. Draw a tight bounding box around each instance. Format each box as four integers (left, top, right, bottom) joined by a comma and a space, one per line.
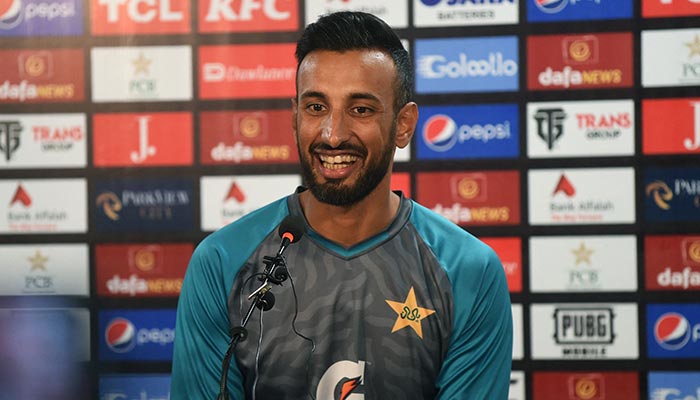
298, 124, 397, 207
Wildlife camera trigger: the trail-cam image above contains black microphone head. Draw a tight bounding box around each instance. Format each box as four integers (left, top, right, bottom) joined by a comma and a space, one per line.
278, 215, 305, 244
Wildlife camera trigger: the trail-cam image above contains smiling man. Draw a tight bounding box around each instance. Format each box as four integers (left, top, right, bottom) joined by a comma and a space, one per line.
171, 11, 512, 400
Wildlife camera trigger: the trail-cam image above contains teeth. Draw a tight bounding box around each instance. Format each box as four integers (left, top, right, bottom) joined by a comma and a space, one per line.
319, 154, 358, 169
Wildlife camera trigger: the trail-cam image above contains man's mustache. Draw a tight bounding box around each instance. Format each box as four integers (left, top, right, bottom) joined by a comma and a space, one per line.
309, 142, 368, 157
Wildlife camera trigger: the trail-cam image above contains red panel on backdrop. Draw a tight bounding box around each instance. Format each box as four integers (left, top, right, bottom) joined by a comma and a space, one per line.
645, 235, 700, 291
198, 44, 296, 99
643, 0, 700, 18
0, 49, 85, 103
200, 110, 298, 165
533, 371, 639, 400
198, 0, 298, 33
93, 112, 193, 167
482, 237, 522, 293
95, 243, 192, 297
91, 0, 191, 35
643, 98, 700, 155
527, 32, 633, 90
416, 170, 520, 226
391, 172, 411, 198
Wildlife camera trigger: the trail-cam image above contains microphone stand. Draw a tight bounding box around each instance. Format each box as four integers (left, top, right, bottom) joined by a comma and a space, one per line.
217, 254, 288, 400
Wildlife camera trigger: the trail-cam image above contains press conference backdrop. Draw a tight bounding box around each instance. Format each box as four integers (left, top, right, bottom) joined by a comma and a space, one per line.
0, 0, 699, 399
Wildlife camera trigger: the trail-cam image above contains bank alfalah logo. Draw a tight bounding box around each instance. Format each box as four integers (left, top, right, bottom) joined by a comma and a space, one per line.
0, 120, 22, 161
534, 108, 566, 150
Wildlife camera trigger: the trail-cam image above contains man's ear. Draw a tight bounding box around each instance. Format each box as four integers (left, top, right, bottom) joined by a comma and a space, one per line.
395, 102, 418, 148
291, 98, 298, 133
291, 98, 299, 145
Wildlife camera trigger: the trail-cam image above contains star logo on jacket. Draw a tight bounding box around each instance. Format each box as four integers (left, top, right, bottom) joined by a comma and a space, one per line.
385, 287, 436, 339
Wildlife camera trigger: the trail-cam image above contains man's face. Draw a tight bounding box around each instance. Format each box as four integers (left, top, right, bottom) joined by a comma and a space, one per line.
293, 49, 400, 206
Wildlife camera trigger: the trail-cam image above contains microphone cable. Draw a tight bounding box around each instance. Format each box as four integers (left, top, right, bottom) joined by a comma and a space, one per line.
286, 257, 317, 400
252, 306, 264, 400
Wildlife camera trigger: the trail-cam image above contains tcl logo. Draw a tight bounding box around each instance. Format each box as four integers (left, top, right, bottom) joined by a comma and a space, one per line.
98, 0, 182, 22
199, 0, 297, 32
92, 0, 190, 34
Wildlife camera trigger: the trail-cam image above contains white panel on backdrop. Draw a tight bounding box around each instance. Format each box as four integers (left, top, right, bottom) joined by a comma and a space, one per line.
528, 167, 635, 225
530, 303, 638, 360
512, 303, 523, 360
642, 28, 700, 87
527, 99, 635, 158
529, 235, 637, 292
0, 114, 87, 169
305, 0, 408, 28
509, 371, 525, 400
1, 179, 87, 234
91, 46, 192, 102
413, 0, 518, 27
200, 175, 301, 231
0, 244, 89, 296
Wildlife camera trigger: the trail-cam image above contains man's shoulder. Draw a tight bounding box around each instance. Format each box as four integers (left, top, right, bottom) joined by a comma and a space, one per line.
407, 200, 499, 272
204, 196, 291, 245
191, 196, 292, 271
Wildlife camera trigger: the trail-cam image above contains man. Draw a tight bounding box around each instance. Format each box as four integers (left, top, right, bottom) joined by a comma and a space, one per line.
171, 11, 512, 399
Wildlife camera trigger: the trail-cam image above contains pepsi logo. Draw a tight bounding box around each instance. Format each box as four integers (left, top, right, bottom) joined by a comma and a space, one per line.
0, 0, 22, 29
423, 114, 457, 152
105, 317, 136, 353
534, 0, 569, 13
655, 312, 691, 350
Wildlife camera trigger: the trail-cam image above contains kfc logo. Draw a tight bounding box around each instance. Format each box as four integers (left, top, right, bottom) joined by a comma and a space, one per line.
199, 0, 297, 32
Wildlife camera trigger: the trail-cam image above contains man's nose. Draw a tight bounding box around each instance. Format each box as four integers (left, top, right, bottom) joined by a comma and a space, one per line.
320, 110, 351, 148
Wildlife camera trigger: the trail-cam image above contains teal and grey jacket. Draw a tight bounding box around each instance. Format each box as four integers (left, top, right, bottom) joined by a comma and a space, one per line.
171, 188, 512, 399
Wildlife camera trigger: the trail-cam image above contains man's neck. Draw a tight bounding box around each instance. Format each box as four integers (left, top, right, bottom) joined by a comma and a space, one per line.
299, 185, 401, 249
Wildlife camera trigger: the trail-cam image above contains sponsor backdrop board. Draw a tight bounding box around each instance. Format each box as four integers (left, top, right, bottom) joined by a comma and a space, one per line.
0, 0, 697, 398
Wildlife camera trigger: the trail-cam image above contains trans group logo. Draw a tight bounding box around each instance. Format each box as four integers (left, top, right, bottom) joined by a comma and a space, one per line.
417, 104, 518, 160
648, 304, 700, 358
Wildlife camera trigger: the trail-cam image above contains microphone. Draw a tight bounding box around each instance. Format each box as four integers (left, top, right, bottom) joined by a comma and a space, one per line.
276, 215, 305, 256
218, 215, 306, 400
261, 216, 305, 285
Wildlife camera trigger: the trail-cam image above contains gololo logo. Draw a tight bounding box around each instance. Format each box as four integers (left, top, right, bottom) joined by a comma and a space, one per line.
105, 318, 136, 353
646, 180, 673, 210
655, 312, 691, 351
423, 115, 457, 152
0, 0, 22, 29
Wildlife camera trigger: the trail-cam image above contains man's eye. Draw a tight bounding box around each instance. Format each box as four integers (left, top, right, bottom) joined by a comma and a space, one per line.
354, 107, 372, 115
308, 104, 325, 112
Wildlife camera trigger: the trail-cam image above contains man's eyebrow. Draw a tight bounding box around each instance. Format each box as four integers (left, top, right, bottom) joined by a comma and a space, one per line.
299, 91, 381, 103
299, 91, 327, 101
349, 92, 381, 103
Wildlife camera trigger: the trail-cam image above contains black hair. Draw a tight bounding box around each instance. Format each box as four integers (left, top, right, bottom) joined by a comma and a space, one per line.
295, 11, 414, 114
